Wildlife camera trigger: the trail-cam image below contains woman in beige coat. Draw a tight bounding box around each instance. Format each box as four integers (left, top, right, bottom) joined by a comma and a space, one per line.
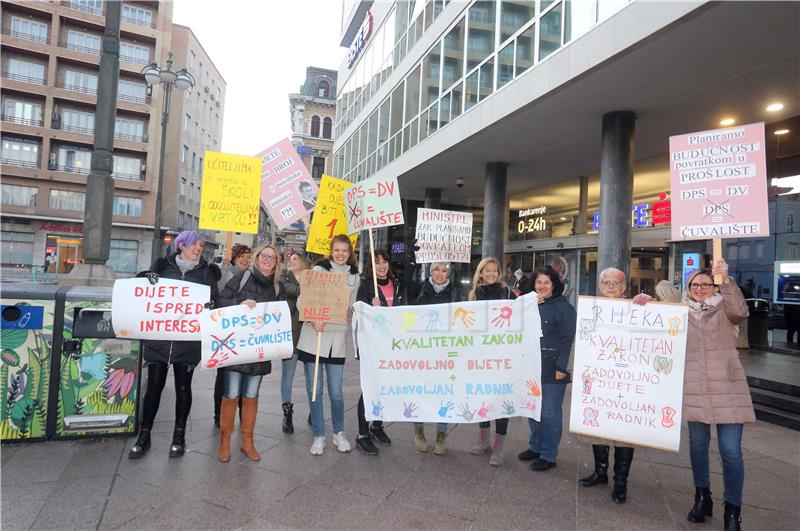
682, 260, 753, 531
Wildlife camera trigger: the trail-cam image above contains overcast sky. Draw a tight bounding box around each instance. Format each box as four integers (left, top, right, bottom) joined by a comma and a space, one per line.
172, 0, 346, 156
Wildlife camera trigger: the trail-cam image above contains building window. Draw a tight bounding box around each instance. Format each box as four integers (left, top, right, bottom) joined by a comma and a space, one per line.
112, 196, 142, 216
2, 97, 43, 126
122, 4, 154, 27
10, 16, 48, 43
118, 79, 147, 103
64, 70, 97, 94
70, 0, 103, 15
1, 184, 38, 207
184, 113, 191, 130
115, 117, 145, 141
322, 117, 333, 139
318, 80, 330, 98
312, 157, 325, 180
0, 232, 34, 266
61, 108, 95, 135
180, 177, 187, 195
2, 137, 40, 168
6, 58, 46, 85
112, 155, 143, 181
310, 115, 321, 137
49, 189, 86, 211
66, 29, 101, 54
182, 145, 188, 163
54, 144, 91, 173
107, 239, 138, 273
120, 42, 150, 64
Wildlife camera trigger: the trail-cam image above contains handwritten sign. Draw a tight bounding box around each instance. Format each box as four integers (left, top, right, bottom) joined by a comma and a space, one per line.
200, 301, 293, 370
415, 208, 473, 263
345, 174, 404, 233
353, 293, 543, 423
198, 151, 261, 233
298, 269, 350, 325
257, 138, 320, 230
669, 122, 769, 240
569, 296, 688, 452
111, 278, 210, 340
306, 174, 358, 255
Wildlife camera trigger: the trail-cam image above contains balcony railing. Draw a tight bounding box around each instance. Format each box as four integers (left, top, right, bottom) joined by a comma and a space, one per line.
1, 72, 46, 86
117, 92, 150, 104
58, 40, 101, 56
61, 123, 94, 135
49, 164, 91, 175
1, 28, 50, 45
119, 54, 151, 65
55, 81, 98, 96
67, 2, 103, 16
121, 15, 157, 29
2, 158, 40, 169
1, 114, 45, 127
112, 171, 144, 181
114, 132, 147, 142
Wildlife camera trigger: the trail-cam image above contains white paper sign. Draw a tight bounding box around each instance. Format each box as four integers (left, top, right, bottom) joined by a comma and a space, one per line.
569, 296, 688, 452
414, 208, 473, 263
200, 301, 294, 370
353, 293, 543, 423
111, 278, 210, 341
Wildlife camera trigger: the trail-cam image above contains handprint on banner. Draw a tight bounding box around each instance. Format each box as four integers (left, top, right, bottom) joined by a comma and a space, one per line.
425, 310, 442, 332
501, 400, 515, 416
452, 307, 476, 328
372, 401, 384, 418
521, 399, 537, 412
491, 306, 513, 328
477, 402, 494, 418
403, 402, 418, 418
438, 401, 454, 418
526, 380, 542, 396
401, 313, 417, 332
459, 403, 475, 421
373, 315, 391, 335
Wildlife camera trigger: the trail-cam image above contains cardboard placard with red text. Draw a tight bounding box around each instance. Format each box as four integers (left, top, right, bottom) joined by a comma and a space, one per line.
298, 269, 350, 325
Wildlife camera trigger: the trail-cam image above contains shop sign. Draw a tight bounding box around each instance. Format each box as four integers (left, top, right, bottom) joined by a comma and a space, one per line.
347, 11, 373, 68
516, 206, 547, 234
41, 223, 82, 234
593, 194, 672, 231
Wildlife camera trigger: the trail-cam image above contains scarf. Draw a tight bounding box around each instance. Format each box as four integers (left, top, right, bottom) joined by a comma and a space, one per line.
175, 255, 199, 274
685, 292, 739, 336
429, 277, 449, 294
329, 261, 352, 274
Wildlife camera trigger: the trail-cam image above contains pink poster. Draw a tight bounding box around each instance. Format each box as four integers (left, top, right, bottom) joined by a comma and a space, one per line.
256, 138, 319, 230
669, 122, 769, 241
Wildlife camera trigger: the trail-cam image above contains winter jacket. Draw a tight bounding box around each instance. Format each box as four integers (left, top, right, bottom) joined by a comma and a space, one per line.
538, 295, 576, 384
281, 271, 302, 350
473, 283, 516, 302
296, 260, 360, 364
683, 282, 755, 425
414, 279, 461, 305
218, 263, 244, 292
356, 277, 405, 307
218, 267, 286, 376
141, 253, 221, 366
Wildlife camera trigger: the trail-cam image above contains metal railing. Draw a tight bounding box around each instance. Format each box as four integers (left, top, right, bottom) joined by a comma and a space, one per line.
1, 71, 46, 85
67, 2, 103, 16
117, 92, 150, 104
60, 123, 94, 135
121, 14, 157, 29
0, 114, 45, 127
55, 81, 97, 95
112, 171, 144, 181
58, 40, 102, 56
49, 164, 91, 175
1, 158, 39, 169
119, 54, 150, 65
1, 28, 50, 45
114, 132, 147, 142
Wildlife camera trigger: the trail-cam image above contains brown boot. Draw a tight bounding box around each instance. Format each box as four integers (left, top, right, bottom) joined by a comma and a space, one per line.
217, 397, 238, 462
240, 397, 261, 462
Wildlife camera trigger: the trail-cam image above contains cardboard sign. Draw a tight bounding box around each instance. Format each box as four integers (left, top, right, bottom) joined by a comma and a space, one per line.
306, 174, 358, 255
353, 293, 543, 422
200, 301, 294, 370
669, 122, 769, 241
198, 151, 261, 233
257, 138, 320, 230
415, 208, 473, 263
298, 269, 350, 325
345, 174, 404, 233
569, 296, 688, 452
111, 278, 210, 340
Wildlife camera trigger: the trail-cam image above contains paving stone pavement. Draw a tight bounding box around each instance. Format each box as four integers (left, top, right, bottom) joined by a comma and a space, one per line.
2, 361, 798, 530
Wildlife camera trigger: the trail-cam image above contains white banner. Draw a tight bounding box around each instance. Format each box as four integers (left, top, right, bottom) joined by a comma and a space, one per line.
414, 208, 473, 263
111, 278, 210, 341
353, 293, 543, 423
200, 301, 294, 370
569, 296, 688, 452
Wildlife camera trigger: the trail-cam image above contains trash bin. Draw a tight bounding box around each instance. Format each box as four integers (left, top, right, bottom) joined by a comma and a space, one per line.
747, 298, 769, 347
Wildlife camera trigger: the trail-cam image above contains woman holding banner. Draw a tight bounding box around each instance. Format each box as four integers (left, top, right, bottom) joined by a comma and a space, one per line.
296, 235, 361, 455
279, 252, 310, 434
412, 261, 461, 455
468, 257, 516, 466
129, 230, 221, 460
215, 243, 287, 463
354, 250, 404, 456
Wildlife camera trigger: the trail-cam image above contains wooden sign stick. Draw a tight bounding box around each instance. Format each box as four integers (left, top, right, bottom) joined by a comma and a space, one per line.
368, 227, 378, 297
712, 238, 723, 284
225, 232, 233, 258
311, 330, 322, 402
301, 216, 311, 232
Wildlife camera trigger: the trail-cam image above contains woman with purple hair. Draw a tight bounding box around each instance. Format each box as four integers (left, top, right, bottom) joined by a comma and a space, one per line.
128, 230, 221, 460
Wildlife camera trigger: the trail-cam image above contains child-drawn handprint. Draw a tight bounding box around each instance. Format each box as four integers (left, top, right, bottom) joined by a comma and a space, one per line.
458, 403, 475, 421
502, 400, 515, 416
401, 313, 417, 332
425, 310, 441, 332
373, 315, 391, 335
491, 306, 513, 328
477, 402, 494, 418
372, 401, 384, 418
521, 399, 537, 411
438, 401, 454, 418
452, 307, 476, 327
526, 380, 542, 396
403, 402, 418, 418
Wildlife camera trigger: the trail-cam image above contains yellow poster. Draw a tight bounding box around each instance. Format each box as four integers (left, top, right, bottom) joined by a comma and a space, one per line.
306, 174, 358, 255
199, 151, 261, 233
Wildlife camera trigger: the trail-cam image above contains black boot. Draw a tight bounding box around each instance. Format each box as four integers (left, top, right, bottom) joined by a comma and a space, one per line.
687, 487, 713, 523
128, 428, 151, 459
168, 423, 186, 457
282, 402, 294, 434
611, 446, 634, 504
723, 502, 741, 531
578, 444, 610, 487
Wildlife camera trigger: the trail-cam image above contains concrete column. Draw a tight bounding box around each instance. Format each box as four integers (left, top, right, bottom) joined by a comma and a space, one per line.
482, 162, 507, 260
574, 175, 589, 235
424, 188, 442, 209
597, 111, 636, 280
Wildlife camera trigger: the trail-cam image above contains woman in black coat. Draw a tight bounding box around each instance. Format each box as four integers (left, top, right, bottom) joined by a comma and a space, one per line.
128, 230, 221, 460
215, 243, 287, 463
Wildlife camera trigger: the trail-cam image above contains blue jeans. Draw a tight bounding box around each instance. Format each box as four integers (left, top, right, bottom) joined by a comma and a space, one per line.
281, 354, 298, 404
413, 422, 447, 432
688, 421, 745, 505
303, 361, 344, 437
527, 383, 567, 463
224, 371, 263, 399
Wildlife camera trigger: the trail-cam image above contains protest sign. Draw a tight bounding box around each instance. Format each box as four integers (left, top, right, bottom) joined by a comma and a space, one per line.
415, 208, 473, 263
344, 174, 404, 233
111, 278, 210, 341
200, 301, 293, 370
669, 122, 769, 241
353, 293, 543, 423
298, 269, 350, 325
257, 138, 319, 230
306, 174, 358, 255
198, 151, 261, 233
569, 296, 688, 452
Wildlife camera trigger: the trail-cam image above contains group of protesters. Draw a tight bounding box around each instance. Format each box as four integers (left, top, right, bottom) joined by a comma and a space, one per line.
127, 229, 753, 531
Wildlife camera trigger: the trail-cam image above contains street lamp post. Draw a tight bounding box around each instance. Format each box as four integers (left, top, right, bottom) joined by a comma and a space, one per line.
142, 53, 194, 263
